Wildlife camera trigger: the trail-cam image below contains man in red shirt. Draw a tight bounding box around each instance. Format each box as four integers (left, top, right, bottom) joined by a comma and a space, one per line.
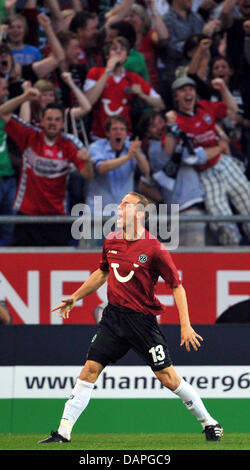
165, 75, 250, 246
39, 192, 223, 444
69, 10, 101, 70
0, 88, 93, 246
84, 36, 164, 138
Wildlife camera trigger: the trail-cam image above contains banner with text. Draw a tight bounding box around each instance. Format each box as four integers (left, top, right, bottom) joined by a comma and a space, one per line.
0, 252, 249, 324
1, 365, 249, 399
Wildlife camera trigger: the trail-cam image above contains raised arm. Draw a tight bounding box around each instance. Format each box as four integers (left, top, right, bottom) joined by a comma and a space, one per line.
219, 0, 237, 29
0, 87, 40, 123
105, 0, 134, 26
18, 81, 32, 123
31, 13, 65, 79
187, 38, 212, 80
84, 55, 122, 105
145, 0, 169, 41
61, 72, 92, 118
43, 0, 65, 33
211, 78, 239, 114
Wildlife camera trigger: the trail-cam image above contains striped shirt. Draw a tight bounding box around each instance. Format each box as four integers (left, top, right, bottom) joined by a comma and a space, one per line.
5, 116, 85, 215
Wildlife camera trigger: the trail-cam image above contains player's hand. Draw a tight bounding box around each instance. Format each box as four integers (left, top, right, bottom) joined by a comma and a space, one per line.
51, 297, 77, 319
180, 325, 203, 352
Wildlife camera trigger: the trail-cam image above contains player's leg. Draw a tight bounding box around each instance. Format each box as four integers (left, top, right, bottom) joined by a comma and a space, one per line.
123, 311, 223, 441
38, 305, 130, 443
154, 365, 223, 441
57, 313, 130, 441
57, 360, 104, 441
38, 360, 104, 443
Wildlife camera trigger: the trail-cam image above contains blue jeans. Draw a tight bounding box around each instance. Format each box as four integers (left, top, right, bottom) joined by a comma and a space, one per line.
0, 176, 17, 246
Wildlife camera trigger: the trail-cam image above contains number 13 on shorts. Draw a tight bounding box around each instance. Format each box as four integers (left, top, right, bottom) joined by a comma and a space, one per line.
149, 345, 166, 363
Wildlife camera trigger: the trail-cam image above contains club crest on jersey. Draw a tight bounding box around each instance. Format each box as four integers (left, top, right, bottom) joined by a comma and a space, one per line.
203, 114, 212, 124
138, 254, 148, 263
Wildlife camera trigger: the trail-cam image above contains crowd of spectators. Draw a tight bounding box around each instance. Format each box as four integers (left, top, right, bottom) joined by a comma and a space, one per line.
0, 0, 249, 248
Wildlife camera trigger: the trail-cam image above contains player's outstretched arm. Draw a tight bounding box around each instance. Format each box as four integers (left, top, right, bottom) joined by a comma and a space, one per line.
172, 285, 203, 352
51, 268, 109, 319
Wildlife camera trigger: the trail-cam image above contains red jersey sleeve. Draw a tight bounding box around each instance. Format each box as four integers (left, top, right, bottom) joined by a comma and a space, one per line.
127, 71, 152, 96
86, 67, 104, 81
199, 100, 227, 120
154, 242, 182, 289
68, 151, 86, 171
66, 142, 86, 171
4, 115, 37, 152
99, 241, 110, 272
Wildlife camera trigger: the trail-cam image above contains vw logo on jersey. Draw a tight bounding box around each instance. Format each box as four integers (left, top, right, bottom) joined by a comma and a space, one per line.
138, 254, 148, 263
203, 114, 212, 124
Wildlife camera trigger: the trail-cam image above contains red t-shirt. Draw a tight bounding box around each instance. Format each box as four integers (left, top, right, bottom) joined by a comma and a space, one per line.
137, 29, 160, 92
176, 100, 228, 170
5, 116, 85, 215
99, 229, 181, 316
84, 68, 154, 137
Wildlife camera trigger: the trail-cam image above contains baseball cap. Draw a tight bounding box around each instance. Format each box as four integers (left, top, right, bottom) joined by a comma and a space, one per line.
171, 76, 196, 90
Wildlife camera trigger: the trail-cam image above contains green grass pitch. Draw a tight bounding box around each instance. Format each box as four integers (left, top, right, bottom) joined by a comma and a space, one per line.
0, 433, 249, 450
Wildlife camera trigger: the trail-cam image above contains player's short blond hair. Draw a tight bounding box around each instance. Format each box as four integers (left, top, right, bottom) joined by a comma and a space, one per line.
128, 192, 150, 219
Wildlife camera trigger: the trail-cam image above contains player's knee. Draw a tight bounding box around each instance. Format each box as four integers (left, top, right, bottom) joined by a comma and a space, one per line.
79, 360, 103, 383
155, 367, 181, 391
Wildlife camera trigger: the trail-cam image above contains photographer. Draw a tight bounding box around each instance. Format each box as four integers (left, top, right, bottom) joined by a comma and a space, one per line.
167, 75, 250, 246
136, 110, 208, 246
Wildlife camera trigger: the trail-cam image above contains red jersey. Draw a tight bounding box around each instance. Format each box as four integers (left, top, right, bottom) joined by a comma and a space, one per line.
99, 229, 181, 316
176, 100, 228, 170
5, 116, 85, 215
137, 29, 160, 92
84, 68, 155, 137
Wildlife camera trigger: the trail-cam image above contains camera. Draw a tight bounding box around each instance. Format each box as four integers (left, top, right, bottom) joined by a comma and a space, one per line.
164, 127, 195, 177
164, 143, 183, 177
